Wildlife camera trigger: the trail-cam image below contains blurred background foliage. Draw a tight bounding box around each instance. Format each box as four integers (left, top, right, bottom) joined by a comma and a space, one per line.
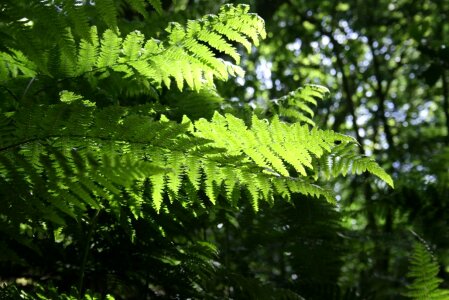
216, 0, 449, 298
1, 0, 449, 299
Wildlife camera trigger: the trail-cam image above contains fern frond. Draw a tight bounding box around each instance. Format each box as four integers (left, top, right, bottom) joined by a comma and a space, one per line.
0, 49, 37, 82
165, 88, 224, 120
218, 4, 266, 46
64, 2, 91, 40
165, 151, 185, 198
319, 141, 394, 188
145, 0, 163, 14
1, 142, 167, 220
187, 20, 241, 64
2, 4, 265, 100
95, 0, 118, 29
150, 172, 165, 211
269, 85, 330, 125
194, 111, 392, 187
125, 0, 150, 18
97, 29, 123, 68
185, 155, 202, 190
184, 38, 228, 79
76, 27, 100, 75
59, 28, 78, 76
0, 82, 392, 218
403, 242, 449, 299
216, 4, 266, 51
121, 30, 145, 61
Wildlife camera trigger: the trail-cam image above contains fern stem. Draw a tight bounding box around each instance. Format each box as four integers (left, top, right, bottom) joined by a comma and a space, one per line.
21, 77, 36, 101
78, 209, 101, 299
0, 134, 164, 152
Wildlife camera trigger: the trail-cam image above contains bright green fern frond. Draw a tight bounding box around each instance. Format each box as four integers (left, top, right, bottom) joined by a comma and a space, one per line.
222, 9, 264, 46
0, 50, 37, 82
2, 4, 265, 99
97, 29, 123, 68
188, 21, 241, 64
194, 110, 393, 196
243, 173, 261, 211
270, 85, 330, 125
403, 242, 449, 299
150, 172, 165, 211
212, 22, 252, 53
130, 3, 262, 89
320, 141, 394, 188
352, 157, 394, 187
185, 155, 202, 190
77, 27, 100, 75
286, 179, 335, 204
254, 86, 394, 188
0, 83, 392, 216
183, 38, 228, 80
165, 151, 185, 198
121, 30, 145, 61
216, 4, 266, 49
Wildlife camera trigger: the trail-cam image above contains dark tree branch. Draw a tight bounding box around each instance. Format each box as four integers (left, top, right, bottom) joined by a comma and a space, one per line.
367, 37, 395, 150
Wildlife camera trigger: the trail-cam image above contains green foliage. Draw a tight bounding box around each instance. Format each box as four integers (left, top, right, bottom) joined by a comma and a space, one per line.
0, 3, 265, 96
0, 284, 114, 300
246, 0, 449, 297
0, 89, 392, 226
0, 50, 37, 82
404, 242, 449, 300
0, 0, 163, 42
267, 85, 328, 126
0, 0, 394, 298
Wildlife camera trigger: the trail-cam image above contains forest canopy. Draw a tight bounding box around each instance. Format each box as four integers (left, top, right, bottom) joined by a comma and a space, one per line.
0, 0, 448, 299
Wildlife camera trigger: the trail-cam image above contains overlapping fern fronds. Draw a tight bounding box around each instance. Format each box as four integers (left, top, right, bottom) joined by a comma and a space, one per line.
0, 3, 265, 96
0, 0, 163, 40
0, 87, 392, 223
0, 2, 395, 298
0, 1, 391, 224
